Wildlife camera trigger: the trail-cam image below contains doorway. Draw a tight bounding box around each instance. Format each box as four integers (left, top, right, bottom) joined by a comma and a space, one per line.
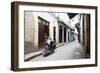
64, 27, 66, 42
38, 17, 49, 49
53, 27, 56, 42
59, 25, 62, 43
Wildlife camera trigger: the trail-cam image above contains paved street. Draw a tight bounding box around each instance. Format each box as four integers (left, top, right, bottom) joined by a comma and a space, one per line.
29, 40, 86, 61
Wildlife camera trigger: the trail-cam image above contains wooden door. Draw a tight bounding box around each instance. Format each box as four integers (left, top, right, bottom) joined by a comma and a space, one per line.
53, 27, 56, 42
38, 23, 49, 49
59, 25, 62, 43
64, 27, 66, 42
38, 23, 45, 49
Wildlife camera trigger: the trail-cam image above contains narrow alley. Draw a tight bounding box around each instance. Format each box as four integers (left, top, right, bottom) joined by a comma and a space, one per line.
24, 12, 90, 61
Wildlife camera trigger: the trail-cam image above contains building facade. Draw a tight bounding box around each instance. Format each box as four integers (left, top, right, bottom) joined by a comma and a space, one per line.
70, 14, 90, 57
24, 12, 75, 55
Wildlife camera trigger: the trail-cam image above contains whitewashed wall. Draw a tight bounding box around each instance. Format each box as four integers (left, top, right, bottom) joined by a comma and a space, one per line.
25, 12, 35, 42
25, 12, 60, 49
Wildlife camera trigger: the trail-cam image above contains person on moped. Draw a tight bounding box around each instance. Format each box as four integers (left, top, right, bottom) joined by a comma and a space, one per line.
43, 36, 56, 56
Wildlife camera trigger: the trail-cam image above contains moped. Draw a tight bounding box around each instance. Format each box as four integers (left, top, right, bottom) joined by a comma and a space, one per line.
42, 41, 56, 57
